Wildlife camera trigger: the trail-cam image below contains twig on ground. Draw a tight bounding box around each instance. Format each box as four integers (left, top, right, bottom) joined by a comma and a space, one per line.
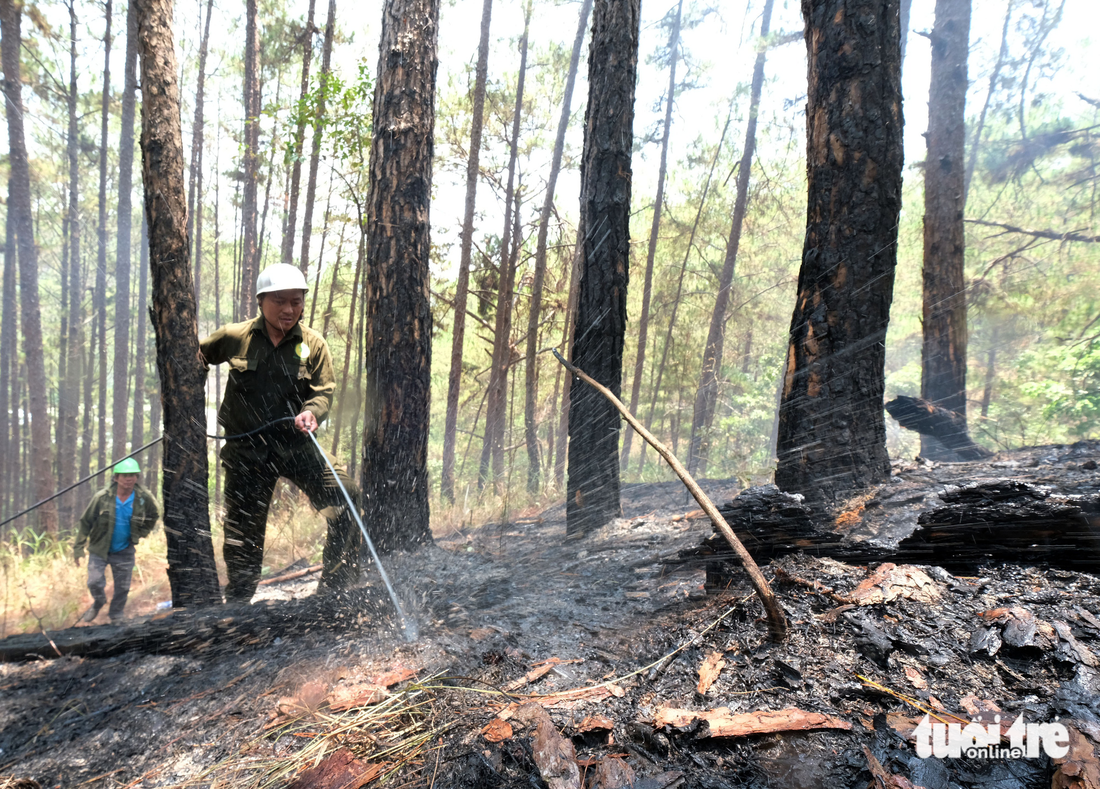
551, 350, 788, 641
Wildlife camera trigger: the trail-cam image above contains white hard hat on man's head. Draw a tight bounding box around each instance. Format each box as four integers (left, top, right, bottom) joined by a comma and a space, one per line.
256, 263, 309, 296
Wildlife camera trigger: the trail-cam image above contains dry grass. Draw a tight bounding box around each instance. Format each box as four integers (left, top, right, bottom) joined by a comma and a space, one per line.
0, 493, 329, 638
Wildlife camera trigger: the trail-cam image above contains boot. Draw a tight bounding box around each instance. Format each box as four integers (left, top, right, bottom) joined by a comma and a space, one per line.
80, 605, 101, 623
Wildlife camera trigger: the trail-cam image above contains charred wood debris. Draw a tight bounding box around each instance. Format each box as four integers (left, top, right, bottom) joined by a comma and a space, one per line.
1, 443, 1099, 789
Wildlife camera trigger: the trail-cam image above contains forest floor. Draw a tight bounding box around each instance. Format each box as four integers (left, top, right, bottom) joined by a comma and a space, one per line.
1, 444, 1099, 789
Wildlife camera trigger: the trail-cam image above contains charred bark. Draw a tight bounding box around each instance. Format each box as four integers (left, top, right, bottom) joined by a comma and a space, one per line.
921, 0, 971, 461
885, 395, 990, 460
1, 0, 57, 533
440, 0, 493, 503
775, 0, 903, 501
523, 0, 591, 494
136, 0, 221, 607
565, 0, 640, 535
360, 0, 437, 553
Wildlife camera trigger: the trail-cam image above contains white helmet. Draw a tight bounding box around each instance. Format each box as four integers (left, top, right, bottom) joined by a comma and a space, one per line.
256, 264, 309, 296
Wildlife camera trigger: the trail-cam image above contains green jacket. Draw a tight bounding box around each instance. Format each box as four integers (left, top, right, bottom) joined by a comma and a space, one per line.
73, 481, 161, 560
200, 316, 336, 464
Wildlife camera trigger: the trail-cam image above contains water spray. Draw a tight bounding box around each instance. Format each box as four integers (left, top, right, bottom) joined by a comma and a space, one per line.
304, 429, 419, 643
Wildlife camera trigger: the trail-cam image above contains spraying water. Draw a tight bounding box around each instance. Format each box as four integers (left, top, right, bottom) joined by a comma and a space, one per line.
305, 430, 419, 643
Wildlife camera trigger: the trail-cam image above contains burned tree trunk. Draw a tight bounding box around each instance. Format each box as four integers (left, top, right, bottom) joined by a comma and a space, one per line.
885, 396, 989, 460
136, 0, 221, 607
95, 0, 112, 471
774, 0, 903, 501
1, 0, 57, 533
921, 0, 971, 461
360, 0, 437, 553
566, 0, 640, 535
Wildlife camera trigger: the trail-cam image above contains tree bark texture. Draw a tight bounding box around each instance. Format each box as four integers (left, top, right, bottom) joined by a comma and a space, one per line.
282, 0, 317, 267
921, 0, 971, 461
440, 0, 493, 503
360, 0, 438, 553
566, 0, 640, 536
0, 184, 15, 521
113, 0, 141, 460
687, 0, 773, 478
136, 0, 221, 607
621, 0, 681, 474
775, 0, 903, 500
523, 0, 591, 494
299, 0, 336, 275
1, 0, 58, 533
479, 2, 530, 492
239, 0, 260, 319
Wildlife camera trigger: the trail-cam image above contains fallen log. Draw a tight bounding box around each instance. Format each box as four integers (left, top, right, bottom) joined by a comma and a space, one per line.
690, 482, 1100, 586
885, 396, 991, 461
0, 589, 390, 663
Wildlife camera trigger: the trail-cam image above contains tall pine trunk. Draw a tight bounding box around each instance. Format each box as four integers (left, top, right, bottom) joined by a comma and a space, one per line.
360, 0, 438, 553
186, 0, 213, 304
95, 0, 113, 471
921, 0, 972, 460
687, 0, 774, 477
775, 0, 903, 500
136, 0, 221, 606
566, 0, 640, 536
1, 0, 57, 532
639, 99, 735, 473
479, 2, 531, 492
58, 0, 83, 525
299, 0, 336, 274
131, 214, 149, 453
620, 0, 681, 472
282, 0, 317, 267
239, 0, 261, 318
0, 183, 15, 520
113, 0, 140, 460
523, 0, 590, 494
440, 0, 494, 503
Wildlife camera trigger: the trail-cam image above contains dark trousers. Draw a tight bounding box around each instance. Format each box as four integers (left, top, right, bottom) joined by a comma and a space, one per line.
87, 545, 136, 621
222, 443, 363, 603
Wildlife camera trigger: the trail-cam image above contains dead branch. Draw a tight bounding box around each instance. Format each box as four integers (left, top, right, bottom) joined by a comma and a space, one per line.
965, 218, 1100, 244
551, 350, 787, 642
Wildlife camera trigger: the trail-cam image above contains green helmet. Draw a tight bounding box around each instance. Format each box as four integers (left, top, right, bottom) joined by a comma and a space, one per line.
114, 458, 141, 475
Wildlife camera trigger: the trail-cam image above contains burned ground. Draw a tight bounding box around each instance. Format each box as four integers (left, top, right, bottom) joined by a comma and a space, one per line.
1, 445, 1099, 789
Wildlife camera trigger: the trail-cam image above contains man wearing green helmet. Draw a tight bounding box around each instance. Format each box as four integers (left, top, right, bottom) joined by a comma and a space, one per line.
73, 457, 161, 624
200, 263, 362, 604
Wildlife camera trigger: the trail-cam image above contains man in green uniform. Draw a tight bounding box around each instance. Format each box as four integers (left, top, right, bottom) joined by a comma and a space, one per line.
200, 263, 362, 603
73, 458, 161, 623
